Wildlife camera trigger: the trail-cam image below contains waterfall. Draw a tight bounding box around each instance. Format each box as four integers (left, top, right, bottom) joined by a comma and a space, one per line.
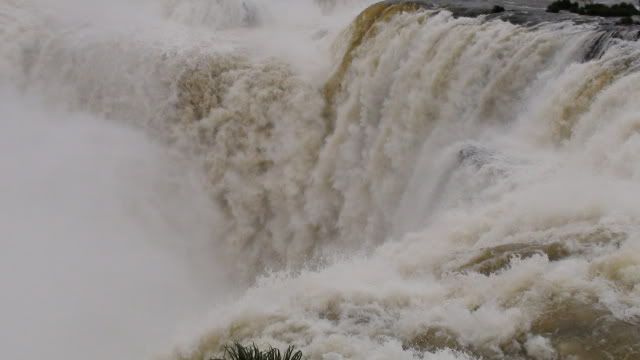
3, 1, 640, 359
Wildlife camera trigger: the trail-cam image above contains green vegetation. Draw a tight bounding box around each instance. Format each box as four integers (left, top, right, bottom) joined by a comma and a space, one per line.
546, 0, 640, 17
213, 343, 303, 360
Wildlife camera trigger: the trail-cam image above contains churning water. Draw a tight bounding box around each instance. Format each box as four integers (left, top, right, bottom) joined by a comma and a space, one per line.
2, 0, 640, 359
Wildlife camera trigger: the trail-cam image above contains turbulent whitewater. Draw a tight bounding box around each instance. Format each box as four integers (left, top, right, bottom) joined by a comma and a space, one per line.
2, 0, 640, 359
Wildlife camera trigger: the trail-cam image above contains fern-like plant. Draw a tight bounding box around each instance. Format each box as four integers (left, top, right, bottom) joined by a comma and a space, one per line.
213, 342, 303, 360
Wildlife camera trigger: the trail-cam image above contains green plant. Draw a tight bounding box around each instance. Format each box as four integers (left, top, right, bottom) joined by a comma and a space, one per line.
213, 343, 304, 360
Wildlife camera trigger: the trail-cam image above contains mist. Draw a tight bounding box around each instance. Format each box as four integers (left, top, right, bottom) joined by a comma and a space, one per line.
0, 89, 227, 360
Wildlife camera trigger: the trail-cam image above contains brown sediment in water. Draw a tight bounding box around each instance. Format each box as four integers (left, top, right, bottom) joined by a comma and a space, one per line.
553, 68, 616, 142
457, 226, 626, 275
531, 300, 640, 359
322, 1, 428, 129
403, 327, 464, 354
458, 242, 571, 275
404, 300, 640, 359
403, 324, 535, 358
170, 55, 329, 281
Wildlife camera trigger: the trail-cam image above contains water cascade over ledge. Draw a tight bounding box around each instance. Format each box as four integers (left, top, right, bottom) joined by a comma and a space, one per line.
3, 1, 640, 359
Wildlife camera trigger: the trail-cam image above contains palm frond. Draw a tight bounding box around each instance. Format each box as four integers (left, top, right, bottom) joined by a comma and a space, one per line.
213, 342, 304, 360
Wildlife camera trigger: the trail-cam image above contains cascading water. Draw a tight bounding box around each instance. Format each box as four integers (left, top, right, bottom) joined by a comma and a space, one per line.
3, 0, 640, 359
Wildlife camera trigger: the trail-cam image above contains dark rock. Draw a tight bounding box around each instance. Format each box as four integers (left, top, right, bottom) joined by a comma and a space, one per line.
618, 16, 635, 24
547, 0, 579, 13
547, 0, 640, 17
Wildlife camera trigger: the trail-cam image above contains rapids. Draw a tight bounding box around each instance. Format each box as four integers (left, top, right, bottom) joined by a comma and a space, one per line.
2, 0, 640, 359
